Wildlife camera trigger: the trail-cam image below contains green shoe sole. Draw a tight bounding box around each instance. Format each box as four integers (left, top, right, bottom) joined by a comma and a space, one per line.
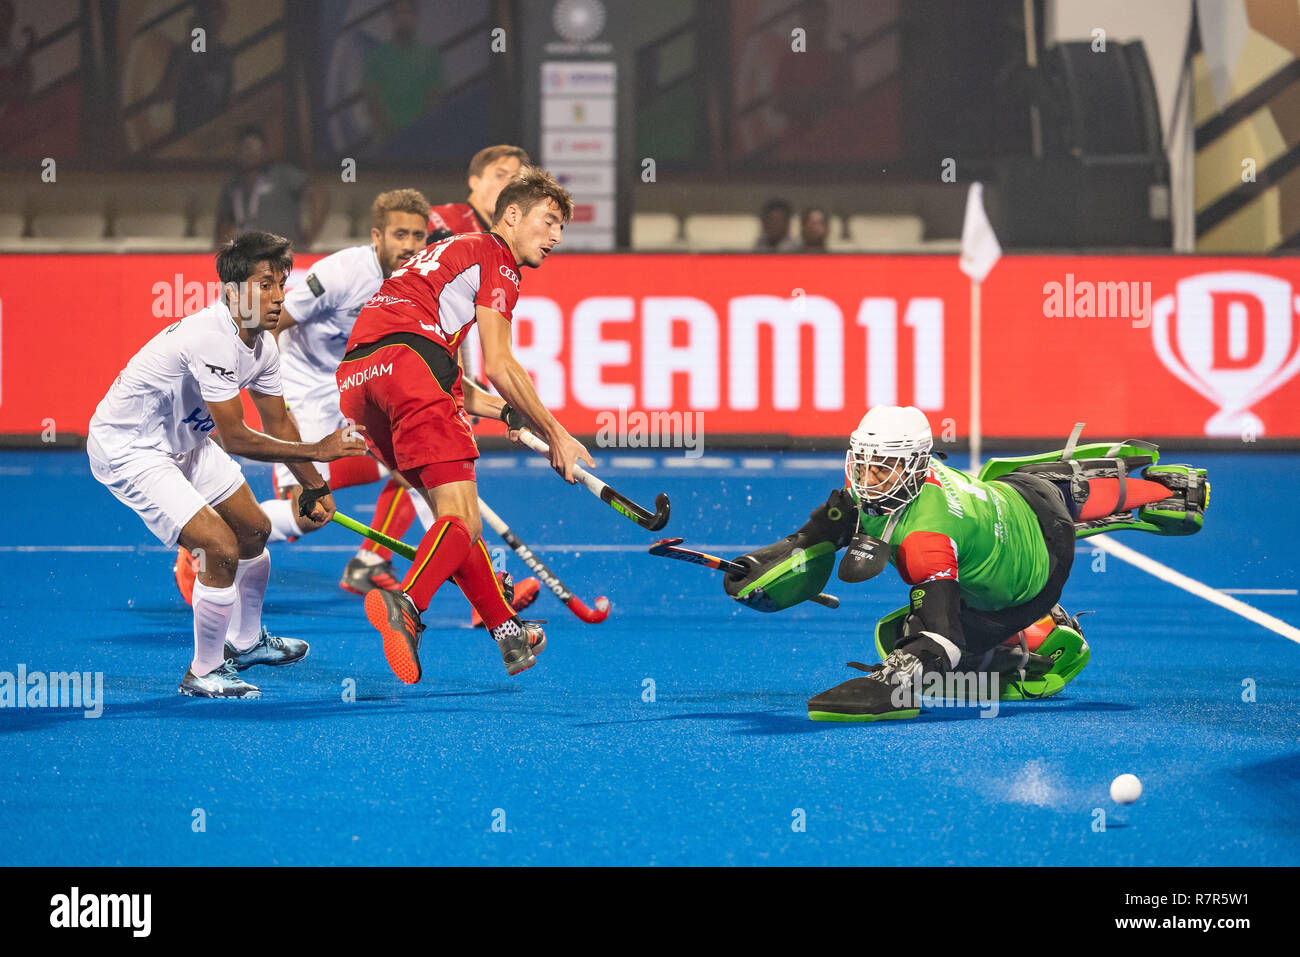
808, 708, 920, 722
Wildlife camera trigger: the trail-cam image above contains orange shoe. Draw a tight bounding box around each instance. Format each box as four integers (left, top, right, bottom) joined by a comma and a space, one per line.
471, 573, 541, 627
364, 588, 424, 684
174, 546, 200, 605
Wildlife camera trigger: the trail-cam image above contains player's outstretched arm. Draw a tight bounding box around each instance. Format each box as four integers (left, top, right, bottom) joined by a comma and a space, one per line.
477, 304, 593, 482
208, 394, 367, 467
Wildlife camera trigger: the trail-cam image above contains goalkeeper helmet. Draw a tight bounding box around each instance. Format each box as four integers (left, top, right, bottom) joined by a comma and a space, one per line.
845, 406, 933, 515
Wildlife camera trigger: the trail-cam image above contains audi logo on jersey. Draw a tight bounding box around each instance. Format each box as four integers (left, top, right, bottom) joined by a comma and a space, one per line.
499, 265, 520, 288
1151, 271, 1300, 437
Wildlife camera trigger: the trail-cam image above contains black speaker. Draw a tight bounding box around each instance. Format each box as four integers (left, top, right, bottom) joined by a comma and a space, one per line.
995, 40, 1170, 247
1042, 40, 1163, 156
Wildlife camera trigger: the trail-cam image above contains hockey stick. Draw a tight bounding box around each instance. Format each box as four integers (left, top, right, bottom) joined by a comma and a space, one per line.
333, 506, 611, 624
478, 497, 611, 623
514, 430, 670, 532
332, 511, 417, 561
648, 537, 840, 609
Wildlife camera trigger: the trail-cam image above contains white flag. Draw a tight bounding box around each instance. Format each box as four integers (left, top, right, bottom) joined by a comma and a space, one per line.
959, 182, 1002, 283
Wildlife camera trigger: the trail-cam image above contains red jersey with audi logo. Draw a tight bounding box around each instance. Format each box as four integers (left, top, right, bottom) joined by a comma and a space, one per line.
347, 232, 521, 360
427, 202, 490, 237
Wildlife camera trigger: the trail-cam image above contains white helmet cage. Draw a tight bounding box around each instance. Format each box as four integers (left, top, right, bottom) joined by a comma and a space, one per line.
844, 406, 933, 515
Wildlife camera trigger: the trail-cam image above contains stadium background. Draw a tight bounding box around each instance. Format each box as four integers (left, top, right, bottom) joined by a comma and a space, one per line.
0, 0, 1296, 877
1, 0, 1298, 447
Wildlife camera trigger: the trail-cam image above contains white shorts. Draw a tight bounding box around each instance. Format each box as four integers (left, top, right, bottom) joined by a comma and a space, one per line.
88, 433, 245, 547
273, 375, 348, 489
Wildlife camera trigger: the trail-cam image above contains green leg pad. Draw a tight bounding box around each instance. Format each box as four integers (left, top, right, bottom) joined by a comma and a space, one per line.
977, 441, 1160, 484
876, 608, 1090, 702
999, 673, 1066, 701
1033, 625, 1091, 686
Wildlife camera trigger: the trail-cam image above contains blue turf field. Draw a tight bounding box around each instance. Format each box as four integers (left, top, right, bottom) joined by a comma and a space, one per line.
1, 448, 1296, 866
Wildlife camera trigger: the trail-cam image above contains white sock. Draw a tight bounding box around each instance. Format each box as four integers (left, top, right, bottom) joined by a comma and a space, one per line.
226, 549, 271, 651
490, 618, 521, 643
409, 490, 435, 531
353, 549, 385, 566
918, 631, 963, 669
261, 498, 301, 543
192, 581, 237, 676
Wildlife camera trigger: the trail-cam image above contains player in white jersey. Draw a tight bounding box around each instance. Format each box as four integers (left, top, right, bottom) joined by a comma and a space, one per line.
90, 232, 368, 698
253, 189, 438, 594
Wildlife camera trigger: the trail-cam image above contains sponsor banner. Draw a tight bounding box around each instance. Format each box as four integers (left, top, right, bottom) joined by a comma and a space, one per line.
541, 96, 617, 129
541, 61, 617, 94
2, 253, 1298, 440
549, 163, 616, 194
543, 131, 615, 161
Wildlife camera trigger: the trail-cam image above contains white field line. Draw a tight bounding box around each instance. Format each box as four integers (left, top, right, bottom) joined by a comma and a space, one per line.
1217, 588, 1297, 596
1091, 534, 1300, 646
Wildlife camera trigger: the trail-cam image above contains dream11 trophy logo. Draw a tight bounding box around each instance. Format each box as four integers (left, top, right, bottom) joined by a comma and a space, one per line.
1151, 271, 1300, 437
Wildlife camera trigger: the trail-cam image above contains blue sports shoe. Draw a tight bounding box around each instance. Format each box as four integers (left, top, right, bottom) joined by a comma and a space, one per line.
224, 627, 309, 671
179, 660, 261, 699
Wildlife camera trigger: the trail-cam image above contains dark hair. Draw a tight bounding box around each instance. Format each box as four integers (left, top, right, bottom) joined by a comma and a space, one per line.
761, 198, 792, 217
216, 231, 293, 285
236, 123, 265, 143
492, 166, 574, 224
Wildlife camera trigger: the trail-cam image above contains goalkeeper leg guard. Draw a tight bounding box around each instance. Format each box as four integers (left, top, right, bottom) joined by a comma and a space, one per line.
977, 425, 1208, 538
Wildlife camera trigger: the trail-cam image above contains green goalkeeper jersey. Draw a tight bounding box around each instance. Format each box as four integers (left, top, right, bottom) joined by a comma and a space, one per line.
856, 462, 1050, 611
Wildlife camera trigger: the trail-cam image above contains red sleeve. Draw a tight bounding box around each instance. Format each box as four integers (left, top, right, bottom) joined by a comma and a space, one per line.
428, 205, 450, 233
476, 250, 520, 321
895, 531, 959, 585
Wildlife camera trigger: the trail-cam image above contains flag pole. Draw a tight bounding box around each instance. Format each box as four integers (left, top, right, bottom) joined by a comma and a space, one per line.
959, 181, 998, 474
970, 277, 982, 472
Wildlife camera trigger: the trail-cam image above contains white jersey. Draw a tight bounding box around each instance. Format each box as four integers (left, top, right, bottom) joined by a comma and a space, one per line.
89, 300, 281, 462
278, 243, 383, 395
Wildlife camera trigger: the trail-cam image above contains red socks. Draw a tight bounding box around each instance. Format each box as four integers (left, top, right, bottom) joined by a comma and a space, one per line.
399, 517, 515, 630
1077, 477, 1172, 522
360, 478, 417, 561
401, 516, 473, 611
452, 538, 516, 631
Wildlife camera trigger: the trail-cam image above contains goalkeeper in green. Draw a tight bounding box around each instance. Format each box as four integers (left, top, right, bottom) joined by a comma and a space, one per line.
721, 406, 1208, 722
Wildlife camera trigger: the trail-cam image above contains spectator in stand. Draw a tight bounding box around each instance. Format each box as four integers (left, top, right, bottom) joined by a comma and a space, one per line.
215, 125, 328, 251
799, 207, 830, 252
755, 198, 796, 251
158, 0, 234, 137
363, 0, 442, 139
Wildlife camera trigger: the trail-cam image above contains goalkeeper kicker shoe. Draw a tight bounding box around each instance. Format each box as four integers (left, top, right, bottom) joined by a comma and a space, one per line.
364, 588, 425, 684
808, 647, 939, 722
179, 660, 261, 699
339, 555, 402, 595
224, 627, 309, 671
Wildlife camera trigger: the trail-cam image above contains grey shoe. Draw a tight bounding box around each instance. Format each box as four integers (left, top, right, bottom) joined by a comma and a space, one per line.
491, 617, 541, 676
339, 556, 402, 596
179, 660, 261, 699
224, 626, 309, 671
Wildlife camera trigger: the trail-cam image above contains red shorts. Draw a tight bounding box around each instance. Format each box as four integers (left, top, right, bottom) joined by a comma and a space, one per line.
337, 333, 479, 489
